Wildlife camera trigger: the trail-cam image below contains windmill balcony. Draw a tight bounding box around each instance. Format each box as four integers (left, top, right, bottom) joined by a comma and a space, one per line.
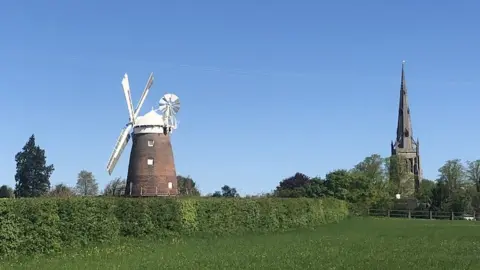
126, 185, 178, 197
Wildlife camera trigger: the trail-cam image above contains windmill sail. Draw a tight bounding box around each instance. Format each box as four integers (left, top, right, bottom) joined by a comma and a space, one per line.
122, 74, 135, 123
106, 125, 132, 175
106, 72, 154, 175
134, 72, 154, 118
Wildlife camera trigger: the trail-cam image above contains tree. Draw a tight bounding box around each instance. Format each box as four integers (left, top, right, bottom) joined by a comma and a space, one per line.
14, 134, 55, 197
177, 175, 200, 196
0, 185, 14, 198
211, 191, 222, 197
303, 177, 327, 198
438, 159, 465, 194
351, 154, 392, 208
275, 172, 313, 198
211, 185, 239, 197
324, 169, 352, 200
323, 167, 383, 206
466, 160, 480, 192
75, 170, 99, 196
221, 185, 239, 197
387, 155, 415, 197
470, 191, 480, 211
49, 184, 75, 197
274, 173, 327, 198
103, 177, 126, 196
430, 180, 449, 211
416, 179, 436, 203
352, 154, 386, 183
447, 189, 473, 213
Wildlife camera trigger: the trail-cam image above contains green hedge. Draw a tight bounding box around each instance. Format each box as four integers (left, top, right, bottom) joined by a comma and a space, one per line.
0, 197, 348, 258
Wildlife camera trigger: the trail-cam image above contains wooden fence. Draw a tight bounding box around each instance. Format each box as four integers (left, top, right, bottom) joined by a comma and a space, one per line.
367, 209, 478, 221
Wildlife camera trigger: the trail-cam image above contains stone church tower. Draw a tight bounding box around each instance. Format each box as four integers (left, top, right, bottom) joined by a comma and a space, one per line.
390, 61, 423, 192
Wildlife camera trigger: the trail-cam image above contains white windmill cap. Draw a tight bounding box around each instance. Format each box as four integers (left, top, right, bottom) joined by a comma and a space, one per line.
134, 110, 165, 127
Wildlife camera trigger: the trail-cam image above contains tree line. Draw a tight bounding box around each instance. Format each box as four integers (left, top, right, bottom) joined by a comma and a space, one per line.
0, 135, 200, 198
3, 134, 480, 214
272, 155, 480, 213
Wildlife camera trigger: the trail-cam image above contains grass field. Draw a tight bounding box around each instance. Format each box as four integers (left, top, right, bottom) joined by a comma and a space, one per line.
5, 218, 480, 270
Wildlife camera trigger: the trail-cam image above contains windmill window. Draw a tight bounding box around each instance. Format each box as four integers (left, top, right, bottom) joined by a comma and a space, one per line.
147, 158, 154, 166
148, 140, 154, 147
168, 182, 173, 189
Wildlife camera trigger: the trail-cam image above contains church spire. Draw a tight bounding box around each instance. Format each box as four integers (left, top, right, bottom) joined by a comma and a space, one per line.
395, 60, 414, 150
391, 60, 422, 192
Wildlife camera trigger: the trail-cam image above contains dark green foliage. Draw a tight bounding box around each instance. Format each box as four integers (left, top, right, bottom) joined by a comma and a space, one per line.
49, 184, 75, 198
324, 170, 352, 200
193, 199, 244, 234
146, 198, 183, 236
274, 173, 326, 198
0, 201, 22, 257
177, 175, 200, 196
278, 172, 311, 190
18, 199, 62, 255
466, 160, 480, 192
0, 198, 118, 258
275, 161, 392, 213
211, 191, 222, 197
416, 179, 435, 203
103, 177, 126, 196
6, 219, 480, 269
387, 155, 415, 196
114, 199, 155, 237
272, 155, 480, 214
14, 134, 55, 198
211, 185, 239, 197
0, 197, 348, 259
181, 197, 347, 235
429, 180, 449, 210
56, 198, 119, 248
0, 185, 14, 198
438, 159, 465, 192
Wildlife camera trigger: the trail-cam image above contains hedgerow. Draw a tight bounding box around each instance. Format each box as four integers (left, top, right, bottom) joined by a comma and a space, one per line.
0, 197, 348, 258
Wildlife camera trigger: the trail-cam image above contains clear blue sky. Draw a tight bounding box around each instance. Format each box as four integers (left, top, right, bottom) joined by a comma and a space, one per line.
1, 1, 479, 195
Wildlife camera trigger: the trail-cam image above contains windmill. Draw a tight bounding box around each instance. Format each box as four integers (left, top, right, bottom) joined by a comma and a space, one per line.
106, 73, 181, 196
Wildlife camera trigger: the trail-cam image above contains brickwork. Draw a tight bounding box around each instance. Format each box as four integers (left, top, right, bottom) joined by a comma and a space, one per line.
125, 132, 178, 196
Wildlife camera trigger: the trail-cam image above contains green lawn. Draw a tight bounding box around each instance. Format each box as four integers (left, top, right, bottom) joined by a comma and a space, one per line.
5, 218, 480, 270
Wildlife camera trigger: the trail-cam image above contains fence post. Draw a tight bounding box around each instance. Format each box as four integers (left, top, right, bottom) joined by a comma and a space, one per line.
367, 209, 370, 216
387, 210, 390, 218
451, 212, 454, 220
474, 211, 477, 221
408, 210, 411, 219
429, 211, 432, 220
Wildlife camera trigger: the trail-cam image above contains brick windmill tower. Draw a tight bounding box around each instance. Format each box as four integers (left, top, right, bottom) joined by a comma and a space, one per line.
106, 73, 181, 196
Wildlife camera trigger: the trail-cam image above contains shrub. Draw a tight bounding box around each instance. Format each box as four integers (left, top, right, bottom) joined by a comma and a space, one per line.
180, 197, 348, 235
0, 198, 118, 258
0, 200, 22, 258
113, 198, 155, 237
56, 198, 119, 248
0, 197, 348, 258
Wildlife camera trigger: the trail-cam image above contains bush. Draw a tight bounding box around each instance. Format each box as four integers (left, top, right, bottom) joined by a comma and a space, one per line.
0, 197, 348, 258
56, 198, 119, 248
0, 198, 118, 258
